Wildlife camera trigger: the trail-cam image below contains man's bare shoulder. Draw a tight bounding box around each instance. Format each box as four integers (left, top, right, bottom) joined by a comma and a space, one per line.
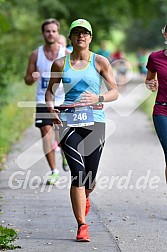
29, 49, 38, 61
65, 48, 71, 55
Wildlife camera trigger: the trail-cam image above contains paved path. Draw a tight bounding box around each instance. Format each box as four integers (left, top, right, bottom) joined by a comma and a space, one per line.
1, 76, 167, 251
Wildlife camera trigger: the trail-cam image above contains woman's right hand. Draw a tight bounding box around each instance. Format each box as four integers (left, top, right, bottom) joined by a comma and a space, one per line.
49, 109, 63, 126
145, 79, 158, 92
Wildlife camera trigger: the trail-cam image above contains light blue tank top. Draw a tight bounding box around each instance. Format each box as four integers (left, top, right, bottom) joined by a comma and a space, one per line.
60, 52, 105, 123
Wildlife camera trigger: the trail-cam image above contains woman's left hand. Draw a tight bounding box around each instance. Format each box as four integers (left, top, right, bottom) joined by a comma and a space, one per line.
80, 91, 99, 104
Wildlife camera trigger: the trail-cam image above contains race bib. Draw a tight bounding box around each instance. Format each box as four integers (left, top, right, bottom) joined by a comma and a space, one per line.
67, 106, 94, 127
41, 77, 49, 89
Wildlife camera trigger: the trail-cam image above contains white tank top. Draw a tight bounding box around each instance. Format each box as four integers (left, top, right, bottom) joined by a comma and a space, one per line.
36, 45, 66, 105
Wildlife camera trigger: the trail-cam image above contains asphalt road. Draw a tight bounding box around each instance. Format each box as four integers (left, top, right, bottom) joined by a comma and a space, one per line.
1, 75, 167, 251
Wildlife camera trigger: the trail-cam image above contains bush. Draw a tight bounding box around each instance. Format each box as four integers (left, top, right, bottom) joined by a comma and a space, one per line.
0, 225, 21, 250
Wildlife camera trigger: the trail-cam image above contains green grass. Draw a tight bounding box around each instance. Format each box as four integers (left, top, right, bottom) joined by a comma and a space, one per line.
0, 81, 35, 166
0, 225, 21, 250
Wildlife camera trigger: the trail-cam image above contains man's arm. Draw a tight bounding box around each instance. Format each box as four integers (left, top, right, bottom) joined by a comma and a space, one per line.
45, 58, 64, 111
24, 50, 39, 85
45, 58, 65, 125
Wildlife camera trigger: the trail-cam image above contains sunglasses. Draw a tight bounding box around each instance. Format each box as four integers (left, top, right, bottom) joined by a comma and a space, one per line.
72, 29, 91, 37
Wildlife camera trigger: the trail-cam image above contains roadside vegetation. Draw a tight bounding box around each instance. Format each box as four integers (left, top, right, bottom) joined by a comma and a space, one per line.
0, 225, 21, 250
0, 81, 35, 166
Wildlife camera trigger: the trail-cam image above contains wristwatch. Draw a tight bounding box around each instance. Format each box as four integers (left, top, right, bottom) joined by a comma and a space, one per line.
98, 95, 104, 103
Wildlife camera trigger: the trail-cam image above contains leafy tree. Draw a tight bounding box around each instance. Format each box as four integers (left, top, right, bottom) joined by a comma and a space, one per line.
123, 0, 167, 50
0, 0, 41, 95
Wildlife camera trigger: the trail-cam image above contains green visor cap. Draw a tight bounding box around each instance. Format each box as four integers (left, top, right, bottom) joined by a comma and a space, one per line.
69, 19, 92, 35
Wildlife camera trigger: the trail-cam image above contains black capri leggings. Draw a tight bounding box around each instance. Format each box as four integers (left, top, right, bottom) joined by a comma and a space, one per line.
59, 122, 105, 189
153, 115, 167, 165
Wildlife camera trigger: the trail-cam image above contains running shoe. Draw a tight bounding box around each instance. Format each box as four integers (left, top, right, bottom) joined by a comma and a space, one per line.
47, 172, 59, 185
61, 152, 69, 171
76, 224, 90, 242
85, 197, 90, 216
